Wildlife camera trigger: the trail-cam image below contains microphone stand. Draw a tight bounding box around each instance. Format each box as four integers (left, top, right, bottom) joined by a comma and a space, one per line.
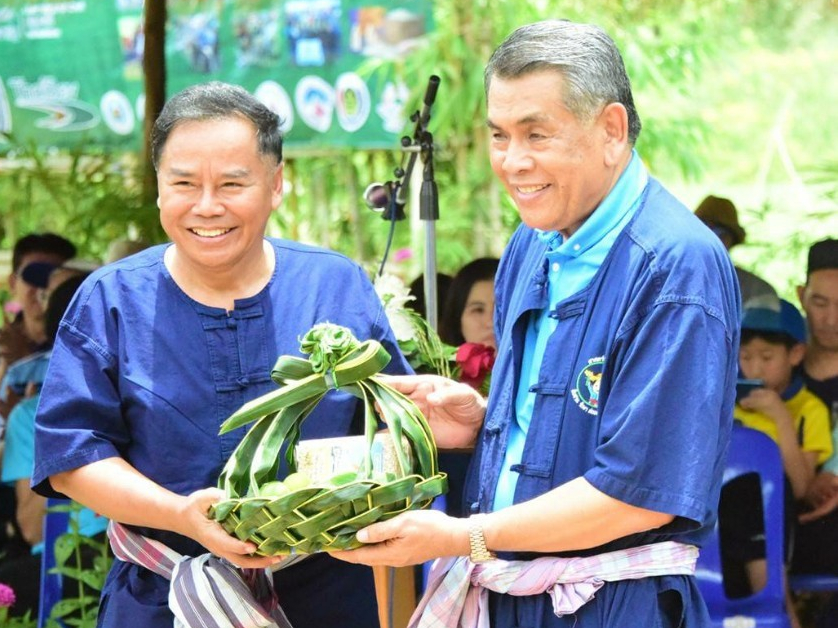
384, 75, 441, 330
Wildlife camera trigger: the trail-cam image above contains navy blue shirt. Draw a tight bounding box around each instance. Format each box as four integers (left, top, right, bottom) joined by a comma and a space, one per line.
466, 178, 740, 627
33, 238, 408, 628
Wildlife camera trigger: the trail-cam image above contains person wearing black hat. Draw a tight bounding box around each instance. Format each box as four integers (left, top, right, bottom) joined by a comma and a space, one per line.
791, 238, 838, 588
695, 195, 777, 307
798, 238, 838, 414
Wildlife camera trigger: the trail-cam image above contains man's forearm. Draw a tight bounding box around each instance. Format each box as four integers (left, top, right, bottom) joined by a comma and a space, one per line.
50, 457, 190, 536
481, 477, 675, 554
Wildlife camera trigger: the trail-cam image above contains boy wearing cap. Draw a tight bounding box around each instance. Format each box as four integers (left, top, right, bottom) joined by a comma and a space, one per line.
720, 298, 831, 622
736, 298, 832, 500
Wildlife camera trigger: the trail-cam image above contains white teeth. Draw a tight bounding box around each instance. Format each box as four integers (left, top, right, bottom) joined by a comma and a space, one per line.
192, 228, 231, 237
517, 185, 548, 194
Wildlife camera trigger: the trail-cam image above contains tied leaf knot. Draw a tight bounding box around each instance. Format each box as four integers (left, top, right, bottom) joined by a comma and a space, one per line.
300, 323, 359, 375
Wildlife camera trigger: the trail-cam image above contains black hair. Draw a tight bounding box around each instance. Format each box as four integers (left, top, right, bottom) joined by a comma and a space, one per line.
44, 274, 88, 345
740, 328, 799, 350
12, 233, 76, 272
439, 258, 500, 346
408, 273, 453, 320
151, 81, 283, 169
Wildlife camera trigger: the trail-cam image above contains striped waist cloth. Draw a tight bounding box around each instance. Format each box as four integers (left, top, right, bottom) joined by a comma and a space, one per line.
409, 540, 698, 628
107, 521, 301, 628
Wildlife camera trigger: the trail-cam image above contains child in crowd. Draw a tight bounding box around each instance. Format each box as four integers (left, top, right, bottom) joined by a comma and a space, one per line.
736, 299, 832, 501
719, 298, 832, 626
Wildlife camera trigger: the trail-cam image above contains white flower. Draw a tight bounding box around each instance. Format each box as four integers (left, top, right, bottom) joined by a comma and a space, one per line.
374, 273, 417, 343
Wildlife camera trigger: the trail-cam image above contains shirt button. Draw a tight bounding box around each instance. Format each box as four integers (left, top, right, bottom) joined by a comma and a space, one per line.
573, 244, 580, 251
551, 262, 560, 273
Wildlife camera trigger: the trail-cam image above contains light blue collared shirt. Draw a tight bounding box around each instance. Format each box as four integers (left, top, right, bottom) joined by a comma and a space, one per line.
493, 150, 649, 510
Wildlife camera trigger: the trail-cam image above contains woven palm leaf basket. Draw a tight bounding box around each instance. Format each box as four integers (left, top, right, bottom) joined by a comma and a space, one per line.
209, 323, 448, 555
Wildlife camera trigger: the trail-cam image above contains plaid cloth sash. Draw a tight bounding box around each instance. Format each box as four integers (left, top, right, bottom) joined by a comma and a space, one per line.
107, 521, 298, 628
409, 541, 698, 628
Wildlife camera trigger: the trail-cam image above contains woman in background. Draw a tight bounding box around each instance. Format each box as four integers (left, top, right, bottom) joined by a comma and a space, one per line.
437, 257, 499, 517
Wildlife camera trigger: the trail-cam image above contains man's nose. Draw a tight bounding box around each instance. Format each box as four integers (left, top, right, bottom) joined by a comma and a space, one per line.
193, 186, 224, 215
501, 140, 534, 173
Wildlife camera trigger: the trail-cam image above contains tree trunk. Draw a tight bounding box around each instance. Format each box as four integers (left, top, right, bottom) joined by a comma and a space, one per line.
142, 0, 166, 205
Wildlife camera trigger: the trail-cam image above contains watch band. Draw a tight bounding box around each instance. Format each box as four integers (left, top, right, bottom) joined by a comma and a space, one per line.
468, 515, 496, 563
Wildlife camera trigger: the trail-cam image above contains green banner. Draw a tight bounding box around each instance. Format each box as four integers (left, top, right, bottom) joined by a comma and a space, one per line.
0, 0, 433, 152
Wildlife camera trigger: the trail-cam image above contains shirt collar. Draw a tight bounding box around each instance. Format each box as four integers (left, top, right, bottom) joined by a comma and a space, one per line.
781, 373, 804, 401
536, 150, 648, 256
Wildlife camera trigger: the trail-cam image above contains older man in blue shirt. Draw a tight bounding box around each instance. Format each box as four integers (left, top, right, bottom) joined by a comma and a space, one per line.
336, 20, 739, 628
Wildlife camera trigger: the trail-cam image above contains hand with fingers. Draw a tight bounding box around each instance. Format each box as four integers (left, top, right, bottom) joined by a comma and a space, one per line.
330, 509, 469, 567
382, 374, 486, 450
178, 488, 285, 569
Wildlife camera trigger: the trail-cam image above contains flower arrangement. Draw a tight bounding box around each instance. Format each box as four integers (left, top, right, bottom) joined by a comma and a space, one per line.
373, 273, 454, 378
373, 273, 495, 394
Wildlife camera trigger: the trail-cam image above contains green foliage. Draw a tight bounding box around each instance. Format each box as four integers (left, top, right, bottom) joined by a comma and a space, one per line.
0, 134, 164, 262
0, 0, 835, 287
43, 502, 112, 628
0, 610, 36, 628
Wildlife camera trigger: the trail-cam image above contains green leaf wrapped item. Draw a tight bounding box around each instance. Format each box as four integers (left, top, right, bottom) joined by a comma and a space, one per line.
209, 323, 448, 555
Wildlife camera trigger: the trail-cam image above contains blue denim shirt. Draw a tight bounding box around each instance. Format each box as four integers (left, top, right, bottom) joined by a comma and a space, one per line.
464, 176, 740, 626
494, 151, 648, 510
466, 177, 740, 550
33, 239, 408, 628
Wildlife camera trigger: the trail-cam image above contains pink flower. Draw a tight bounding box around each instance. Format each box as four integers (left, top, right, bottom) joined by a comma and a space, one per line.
393, 248, 413, 263
455, 343, 496, 390
0, 582, 16, 608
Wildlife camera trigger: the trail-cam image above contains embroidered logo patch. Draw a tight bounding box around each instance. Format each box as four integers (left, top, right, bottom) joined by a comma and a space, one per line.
571, 356, 605, 416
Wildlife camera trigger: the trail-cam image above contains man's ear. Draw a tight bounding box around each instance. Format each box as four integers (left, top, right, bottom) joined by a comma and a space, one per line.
600, 102, 629, 167
8, 272, 17, 292
271, 162, 284, 210
796, 284, 806, 308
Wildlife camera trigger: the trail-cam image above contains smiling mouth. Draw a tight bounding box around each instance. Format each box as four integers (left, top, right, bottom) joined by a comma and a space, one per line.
516, 184, 549, 194
190, 227, 232, 238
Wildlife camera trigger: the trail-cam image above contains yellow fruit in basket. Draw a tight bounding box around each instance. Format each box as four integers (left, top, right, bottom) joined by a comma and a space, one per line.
283, 471, 312, 491
260, 481, 290, 498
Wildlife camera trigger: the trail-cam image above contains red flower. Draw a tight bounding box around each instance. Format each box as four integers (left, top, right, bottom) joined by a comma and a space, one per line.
455, 343, 496, 390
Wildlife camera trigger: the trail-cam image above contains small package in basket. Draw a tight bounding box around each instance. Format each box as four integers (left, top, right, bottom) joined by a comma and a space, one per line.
209, 323, 447, 556
295, 433, 413, 485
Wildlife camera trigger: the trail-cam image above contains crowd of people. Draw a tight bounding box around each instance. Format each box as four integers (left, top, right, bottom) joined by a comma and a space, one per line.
696, 203, 837, 624
0, 234, 106, 616
0, 16, 834, 628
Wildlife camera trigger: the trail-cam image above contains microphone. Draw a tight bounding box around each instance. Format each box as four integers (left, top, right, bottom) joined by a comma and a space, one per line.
363, 182, 391, 210
417, 74, 440, 129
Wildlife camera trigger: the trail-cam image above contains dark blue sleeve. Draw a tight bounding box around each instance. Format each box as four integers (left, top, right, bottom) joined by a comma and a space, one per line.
584, 299, 737, 530
32, 287, 126, 498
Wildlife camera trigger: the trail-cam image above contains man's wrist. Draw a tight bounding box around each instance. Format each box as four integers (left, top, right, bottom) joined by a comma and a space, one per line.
467, 514, 497, 563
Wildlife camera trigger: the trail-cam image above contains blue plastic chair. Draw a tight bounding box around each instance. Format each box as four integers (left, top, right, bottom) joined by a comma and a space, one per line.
695, 426, 792, 627
37, 497, 71, 628
789, 572, 838, 594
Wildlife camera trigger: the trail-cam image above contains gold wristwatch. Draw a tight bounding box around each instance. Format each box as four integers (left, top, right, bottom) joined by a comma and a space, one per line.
467, 515, 497, 563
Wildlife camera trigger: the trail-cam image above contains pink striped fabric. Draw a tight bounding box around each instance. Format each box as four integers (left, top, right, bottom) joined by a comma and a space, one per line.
107, 521, 298, 628
409, 541, 698, 628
